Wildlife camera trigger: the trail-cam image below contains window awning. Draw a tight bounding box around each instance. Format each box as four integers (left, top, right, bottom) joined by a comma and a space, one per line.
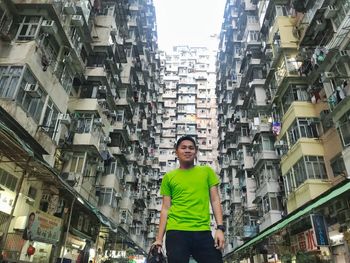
225, 180, 350, 258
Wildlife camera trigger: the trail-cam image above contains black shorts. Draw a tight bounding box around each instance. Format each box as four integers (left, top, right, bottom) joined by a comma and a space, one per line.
165, 230, 223, 263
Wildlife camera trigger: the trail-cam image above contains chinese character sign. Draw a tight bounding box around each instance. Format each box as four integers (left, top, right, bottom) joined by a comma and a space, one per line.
28, 210, 62, 244
310, 214, 330, 246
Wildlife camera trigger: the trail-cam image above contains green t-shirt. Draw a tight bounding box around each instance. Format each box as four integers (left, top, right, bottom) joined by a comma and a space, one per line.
160, 165, 220, 231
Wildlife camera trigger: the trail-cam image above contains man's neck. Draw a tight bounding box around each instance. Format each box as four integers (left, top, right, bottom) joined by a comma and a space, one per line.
179, 162, 195, 170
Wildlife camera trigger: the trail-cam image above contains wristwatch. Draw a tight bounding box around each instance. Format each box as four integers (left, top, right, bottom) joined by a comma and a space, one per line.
216, 225, 226, 233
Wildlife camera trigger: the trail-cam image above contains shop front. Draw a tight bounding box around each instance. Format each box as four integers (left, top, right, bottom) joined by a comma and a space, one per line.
58, 206, 99, 263
224, 181, 350, 263
3, 209, 62, 262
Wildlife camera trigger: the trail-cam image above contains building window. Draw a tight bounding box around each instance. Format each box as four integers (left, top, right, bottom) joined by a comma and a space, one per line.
75, 113, 94, 133
17, 70, 46, 122
70, 154, 85, 173
281, 84, 309, 113
288, 118, 319, 144
304, 156, 326, 179
42, 99, 59, 137
28, 186, 37, 200
16, 16, 42, 40
248, 30, 260, 41
0, 66, 47, 122
0, 168, 18, 192
284, 170, 296, 195
116, 110, 124, 122
98, 188, 118, 208
0, 66, 22, 98
330, 155, 347, 177
59, 65, 74, 93
289, 156, 326, 189
338, 113, 350, 146
261, 136, 275, 151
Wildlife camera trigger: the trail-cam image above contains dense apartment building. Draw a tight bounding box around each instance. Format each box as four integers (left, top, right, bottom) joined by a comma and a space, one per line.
0, 0, 161, 262
217, 0, 350, 262
158, 46, 219, 173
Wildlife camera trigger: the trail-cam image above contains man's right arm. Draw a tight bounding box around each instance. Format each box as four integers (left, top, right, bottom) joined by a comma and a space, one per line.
154, 196, 171, 246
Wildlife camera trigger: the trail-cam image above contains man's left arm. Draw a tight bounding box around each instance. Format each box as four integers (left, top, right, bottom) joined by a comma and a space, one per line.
210, 186, 225, 250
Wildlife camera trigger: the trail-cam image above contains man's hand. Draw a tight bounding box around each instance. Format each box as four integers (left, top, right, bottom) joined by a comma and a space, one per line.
151, 239, 163, 253
214, 230, 225, 250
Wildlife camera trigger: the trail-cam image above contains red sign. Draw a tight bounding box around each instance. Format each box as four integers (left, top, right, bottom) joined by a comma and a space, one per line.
291, 229, 318, 252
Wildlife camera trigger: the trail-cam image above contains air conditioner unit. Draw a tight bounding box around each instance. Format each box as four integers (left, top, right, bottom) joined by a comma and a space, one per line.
62, 172, 79, 184
97, 98, 106, 105
71, 15, 83, 27
315, 20, 325, 32
110, 28, 118, 36
104, 136, 111, 144
94, 118, 103, 126
265, 48, 273, 58
24, 83, 41, 98
64, 2, 77, 15
58, 113, 71, 125
41, 193, 51, 201
322, 71, 335, 79
266, 161, 273, 166
41, 20, 58, 34
110, 110, 117, 117
102, 108, 110, 114
339, 50, 350, 62
96, 165, 105, 172
324, 5, 338, 19
62, 55, 72, 64
114, 193, 122, 199
98, 85, 107, 93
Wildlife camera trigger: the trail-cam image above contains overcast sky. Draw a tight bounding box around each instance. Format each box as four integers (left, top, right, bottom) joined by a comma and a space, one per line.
153, 0, 226, 52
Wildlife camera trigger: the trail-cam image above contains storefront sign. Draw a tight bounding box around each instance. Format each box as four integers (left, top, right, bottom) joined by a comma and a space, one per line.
0, 190, 15, 214
310, 214, 330, 246
291, 229, 318, 253
26, 210, 62, 244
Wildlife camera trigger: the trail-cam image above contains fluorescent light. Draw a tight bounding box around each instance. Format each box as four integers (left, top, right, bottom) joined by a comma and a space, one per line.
77, 197, 84, 204
71, 243, 81, 249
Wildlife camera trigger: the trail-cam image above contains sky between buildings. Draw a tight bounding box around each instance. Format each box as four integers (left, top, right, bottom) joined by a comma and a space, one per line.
153, 0, 226, 52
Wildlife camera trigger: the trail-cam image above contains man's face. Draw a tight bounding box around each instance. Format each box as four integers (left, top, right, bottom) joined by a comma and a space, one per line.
176, 140, 197, 163
28, 214, 35, 228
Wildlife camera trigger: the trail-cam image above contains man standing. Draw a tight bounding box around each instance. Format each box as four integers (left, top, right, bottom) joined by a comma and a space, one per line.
153, 135, 225, 263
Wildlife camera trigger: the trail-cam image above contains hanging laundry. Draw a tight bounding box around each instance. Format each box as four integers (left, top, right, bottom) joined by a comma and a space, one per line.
272, 121, 281, 136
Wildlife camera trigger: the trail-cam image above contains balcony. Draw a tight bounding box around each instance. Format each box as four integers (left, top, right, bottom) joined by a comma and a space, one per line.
287, 179, 332, 213
85, 67, 108, 82
120, 196, 133, 212
255, 181, 280, 200
231, 192, 241, 204
274, 59, 301, 88
259, 210, 282, 232
253, 150, 279, 167
242, 156, 254, 170
73, 132, 101, 152
229, 158, 240, 167
328, 90, 350, 122
251, 122, 271, 140
237, 135, 251, 146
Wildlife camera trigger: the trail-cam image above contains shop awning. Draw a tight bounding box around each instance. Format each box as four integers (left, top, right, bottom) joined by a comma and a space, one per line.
0, 118, 145, 253
226, 180, 350, 258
